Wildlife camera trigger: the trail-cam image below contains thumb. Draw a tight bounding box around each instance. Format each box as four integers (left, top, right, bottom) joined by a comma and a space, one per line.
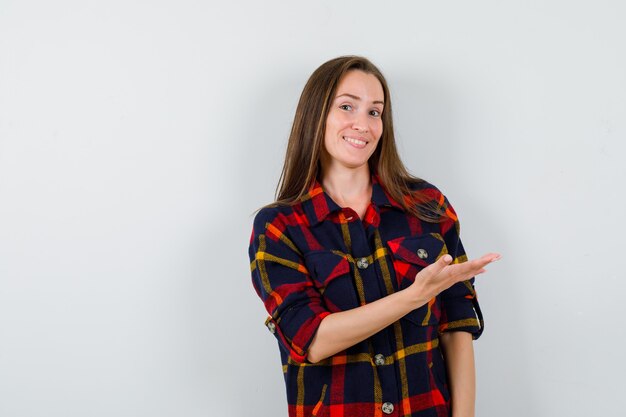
431, 254, 453, 273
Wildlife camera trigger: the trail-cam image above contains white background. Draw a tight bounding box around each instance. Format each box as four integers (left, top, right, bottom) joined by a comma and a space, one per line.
1, 1, 625, 416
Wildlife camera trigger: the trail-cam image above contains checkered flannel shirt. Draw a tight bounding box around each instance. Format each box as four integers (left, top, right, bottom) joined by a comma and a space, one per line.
249, 172, 483, 417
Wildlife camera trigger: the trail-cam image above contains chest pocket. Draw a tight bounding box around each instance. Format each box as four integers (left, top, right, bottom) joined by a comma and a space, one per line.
386, 233, 447, 326
304, 251, 359, 312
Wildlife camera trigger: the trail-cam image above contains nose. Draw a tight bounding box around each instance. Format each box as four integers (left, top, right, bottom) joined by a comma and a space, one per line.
351, 109, 369, 133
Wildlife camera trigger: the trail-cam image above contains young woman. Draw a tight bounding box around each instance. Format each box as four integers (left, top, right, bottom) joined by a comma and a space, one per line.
248, 56, 500, 417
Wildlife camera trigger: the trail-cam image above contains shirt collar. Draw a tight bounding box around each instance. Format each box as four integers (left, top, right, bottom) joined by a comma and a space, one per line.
301, 172, 406, 226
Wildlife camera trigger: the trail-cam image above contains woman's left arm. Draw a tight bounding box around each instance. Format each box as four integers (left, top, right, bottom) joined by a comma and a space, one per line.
440, 331, 476, 417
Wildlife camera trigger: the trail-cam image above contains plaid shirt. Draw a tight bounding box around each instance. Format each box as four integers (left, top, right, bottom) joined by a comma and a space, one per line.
249, 172, 483, 417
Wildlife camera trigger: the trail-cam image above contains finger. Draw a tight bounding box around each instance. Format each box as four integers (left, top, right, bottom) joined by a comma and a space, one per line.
443, 253, 499, 273
450, 258, 489, 276
425, 253, 453, 277
469, 254, 500, 270
431, 253, 497, 284
481, 253, 501, 263
444, 261, 487, 283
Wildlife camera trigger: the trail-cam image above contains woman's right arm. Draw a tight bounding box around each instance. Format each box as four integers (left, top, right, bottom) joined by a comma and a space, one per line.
306, 252, 500, 363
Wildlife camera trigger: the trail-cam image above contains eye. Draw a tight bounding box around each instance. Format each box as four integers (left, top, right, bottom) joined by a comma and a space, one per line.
339, 104, 352, 111
370, 109, 381, 117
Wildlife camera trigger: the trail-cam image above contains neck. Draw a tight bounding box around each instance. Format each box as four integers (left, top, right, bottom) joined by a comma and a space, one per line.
320, 161, 372, 203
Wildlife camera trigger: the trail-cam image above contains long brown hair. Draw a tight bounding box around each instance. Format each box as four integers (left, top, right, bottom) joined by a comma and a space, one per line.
266, 55, 448, 223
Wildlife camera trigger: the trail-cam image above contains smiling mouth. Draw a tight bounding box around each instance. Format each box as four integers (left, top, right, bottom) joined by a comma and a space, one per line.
343, 136, 368, 146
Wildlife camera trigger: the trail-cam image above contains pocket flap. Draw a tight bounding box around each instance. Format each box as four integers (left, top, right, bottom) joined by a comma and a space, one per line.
304, 251, 350, 287
304, 251, 358, 311
387, 234, 446, 266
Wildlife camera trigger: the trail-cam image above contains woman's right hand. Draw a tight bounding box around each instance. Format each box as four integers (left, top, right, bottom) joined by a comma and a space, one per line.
406, 252, 501, 308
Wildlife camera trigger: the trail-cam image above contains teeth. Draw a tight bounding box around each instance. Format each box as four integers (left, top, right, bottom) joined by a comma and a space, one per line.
343, 136, 367, 146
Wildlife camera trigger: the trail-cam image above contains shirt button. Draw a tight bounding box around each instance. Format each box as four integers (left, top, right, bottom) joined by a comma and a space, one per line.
382, 402, 394, 414
267, 321, 276, 334
417, 248, 428, 259
374, 354, 385, 366
356, 257, 369, 269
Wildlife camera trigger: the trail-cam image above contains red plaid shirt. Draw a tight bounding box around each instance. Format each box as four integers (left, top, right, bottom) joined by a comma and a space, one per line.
249, 172, 483, 417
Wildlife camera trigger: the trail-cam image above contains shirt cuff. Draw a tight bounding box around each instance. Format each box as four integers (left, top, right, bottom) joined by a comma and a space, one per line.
438, 294, 484, 340
265, 310, 331, 363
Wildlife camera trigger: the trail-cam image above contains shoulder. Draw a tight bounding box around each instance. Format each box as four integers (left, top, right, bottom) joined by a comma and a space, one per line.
406, 176, 450, 205
406, 176, 441, 194
249, 203, 307, 258
251, 203, 298, 236
405, 176, 459, 222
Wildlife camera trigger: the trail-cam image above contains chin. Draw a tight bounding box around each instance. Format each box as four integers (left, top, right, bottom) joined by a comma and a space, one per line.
340, 159, 370, 169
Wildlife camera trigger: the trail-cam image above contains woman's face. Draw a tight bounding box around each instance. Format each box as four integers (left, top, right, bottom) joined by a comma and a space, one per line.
323, 70, 384, 170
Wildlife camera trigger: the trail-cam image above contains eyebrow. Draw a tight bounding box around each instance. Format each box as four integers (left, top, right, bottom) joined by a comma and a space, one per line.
335, 93, 384, 105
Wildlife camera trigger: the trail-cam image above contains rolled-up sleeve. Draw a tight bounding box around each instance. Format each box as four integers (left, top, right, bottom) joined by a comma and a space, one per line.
437, 195, 484, 340
248, 209, 330, 363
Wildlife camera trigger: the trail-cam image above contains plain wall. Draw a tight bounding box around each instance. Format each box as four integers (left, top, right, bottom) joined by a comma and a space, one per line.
1, 1, 624, 416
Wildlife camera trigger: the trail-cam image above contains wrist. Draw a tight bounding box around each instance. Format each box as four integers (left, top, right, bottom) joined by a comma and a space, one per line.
400, 283, 430, 311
